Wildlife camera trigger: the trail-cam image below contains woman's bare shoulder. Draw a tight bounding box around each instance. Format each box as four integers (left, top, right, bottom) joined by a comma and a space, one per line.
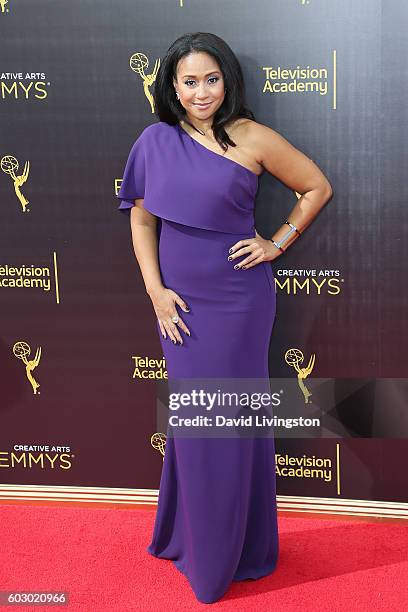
234, 119, 284, 141
225, 119, 283, 173
236, 120, 299, 164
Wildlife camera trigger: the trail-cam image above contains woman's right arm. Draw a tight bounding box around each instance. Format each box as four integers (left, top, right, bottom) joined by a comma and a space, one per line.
129, 201, 163, 297
129, 201, 190, 344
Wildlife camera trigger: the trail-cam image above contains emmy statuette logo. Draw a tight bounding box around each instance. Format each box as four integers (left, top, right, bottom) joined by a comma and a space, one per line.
285, 348, 315, 403
13, 341, 41, 394
1, 155, 30, 212
0, 0, 9, 14
129, 53, 160, 113
151, 433, 166, 461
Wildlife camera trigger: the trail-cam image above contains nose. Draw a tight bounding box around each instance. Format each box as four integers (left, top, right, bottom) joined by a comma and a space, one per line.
195, 82, 210, 100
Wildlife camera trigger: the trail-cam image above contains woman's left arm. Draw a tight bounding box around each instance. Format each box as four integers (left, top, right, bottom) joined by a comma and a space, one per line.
229, 123, 333, 268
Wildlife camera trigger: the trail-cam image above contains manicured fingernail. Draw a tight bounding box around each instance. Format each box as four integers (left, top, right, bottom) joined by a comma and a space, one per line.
172, 339, 176, 344
229, 248, 233, 254
186, 331, 191, 336
228, 256, 232, 261
234, 264, 239, 269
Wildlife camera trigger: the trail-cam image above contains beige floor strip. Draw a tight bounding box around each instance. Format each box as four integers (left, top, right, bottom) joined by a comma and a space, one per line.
0, 485, 406, 520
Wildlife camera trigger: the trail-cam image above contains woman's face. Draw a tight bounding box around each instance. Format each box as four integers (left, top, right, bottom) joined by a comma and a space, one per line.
173, 51, 225, 123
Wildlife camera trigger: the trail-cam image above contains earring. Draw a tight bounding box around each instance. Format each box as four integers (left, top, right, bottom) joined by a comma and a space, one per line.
175, 91, 180, 100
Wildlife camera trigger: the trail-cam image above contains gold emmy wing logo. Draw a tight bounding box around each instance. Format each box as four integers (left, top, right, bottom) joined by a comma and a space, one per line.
129, 53, 160, 113
150, 432, 166, 461
13, 341, 41, 394
1, 155, 30, 212
285, 348, 315, 404
0, 0, 9, 14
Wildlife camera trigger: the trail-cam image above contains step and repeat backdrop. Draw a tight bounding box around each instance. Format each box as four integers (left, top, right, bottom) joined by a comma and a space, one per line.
1, 0, 407, 508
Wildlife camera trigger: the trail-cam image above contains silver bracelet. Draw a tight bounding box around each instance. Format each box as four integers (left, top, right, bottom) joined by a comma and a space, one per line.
269, 220, 301, 253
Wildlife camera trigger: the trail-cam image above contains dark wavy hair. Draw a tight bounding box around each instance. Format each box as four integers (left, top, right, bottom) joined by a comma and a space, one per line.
153, 32, 256, 152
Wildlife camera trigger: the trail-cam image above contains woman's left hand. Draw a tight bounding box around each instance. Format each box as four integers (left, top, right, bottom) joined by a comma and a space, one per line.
228, 230, 278, 270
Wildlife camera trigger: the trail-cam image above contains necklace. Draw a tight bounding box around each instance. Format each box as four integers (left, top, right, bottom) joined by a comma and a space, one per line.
181, 119, 213, 138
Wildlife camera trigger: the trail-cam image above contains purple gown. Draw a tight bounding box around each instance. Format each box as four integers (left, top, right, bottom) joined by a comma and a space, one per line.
117, 121, 279, 603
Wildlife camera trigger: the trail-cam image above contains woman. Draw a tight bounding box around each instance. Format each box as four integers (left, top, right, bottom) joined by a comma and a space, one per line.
117, 32, 332, 604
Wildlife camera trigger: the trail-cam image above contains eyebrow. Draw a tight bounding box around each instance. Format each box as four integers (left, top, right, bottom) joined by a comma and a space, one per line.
181, 71, 221, 78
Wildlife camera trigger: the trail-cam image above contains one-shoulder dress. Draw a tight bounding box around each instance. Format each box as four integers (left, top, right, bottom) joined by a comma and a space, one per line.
117, 121, 279, 604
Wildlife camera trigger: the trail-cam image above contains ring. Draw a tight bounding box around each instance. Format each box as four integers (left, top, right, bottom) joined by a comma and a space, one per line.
171, 315, 179, 324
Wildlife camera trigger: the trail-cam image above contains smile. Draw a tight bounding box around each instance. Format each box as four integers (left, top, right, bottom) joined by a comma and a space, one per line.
194, 102, 212, 109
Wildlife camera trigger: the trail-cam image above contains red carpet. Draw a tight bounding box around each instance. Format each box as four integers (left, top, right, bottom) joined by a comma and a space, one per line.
0, 504, 407, 610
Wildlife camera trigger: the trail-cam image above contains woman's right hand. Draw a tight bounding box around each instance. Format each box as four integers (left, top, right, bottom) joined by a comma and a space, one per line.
149, 286, 191, 345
